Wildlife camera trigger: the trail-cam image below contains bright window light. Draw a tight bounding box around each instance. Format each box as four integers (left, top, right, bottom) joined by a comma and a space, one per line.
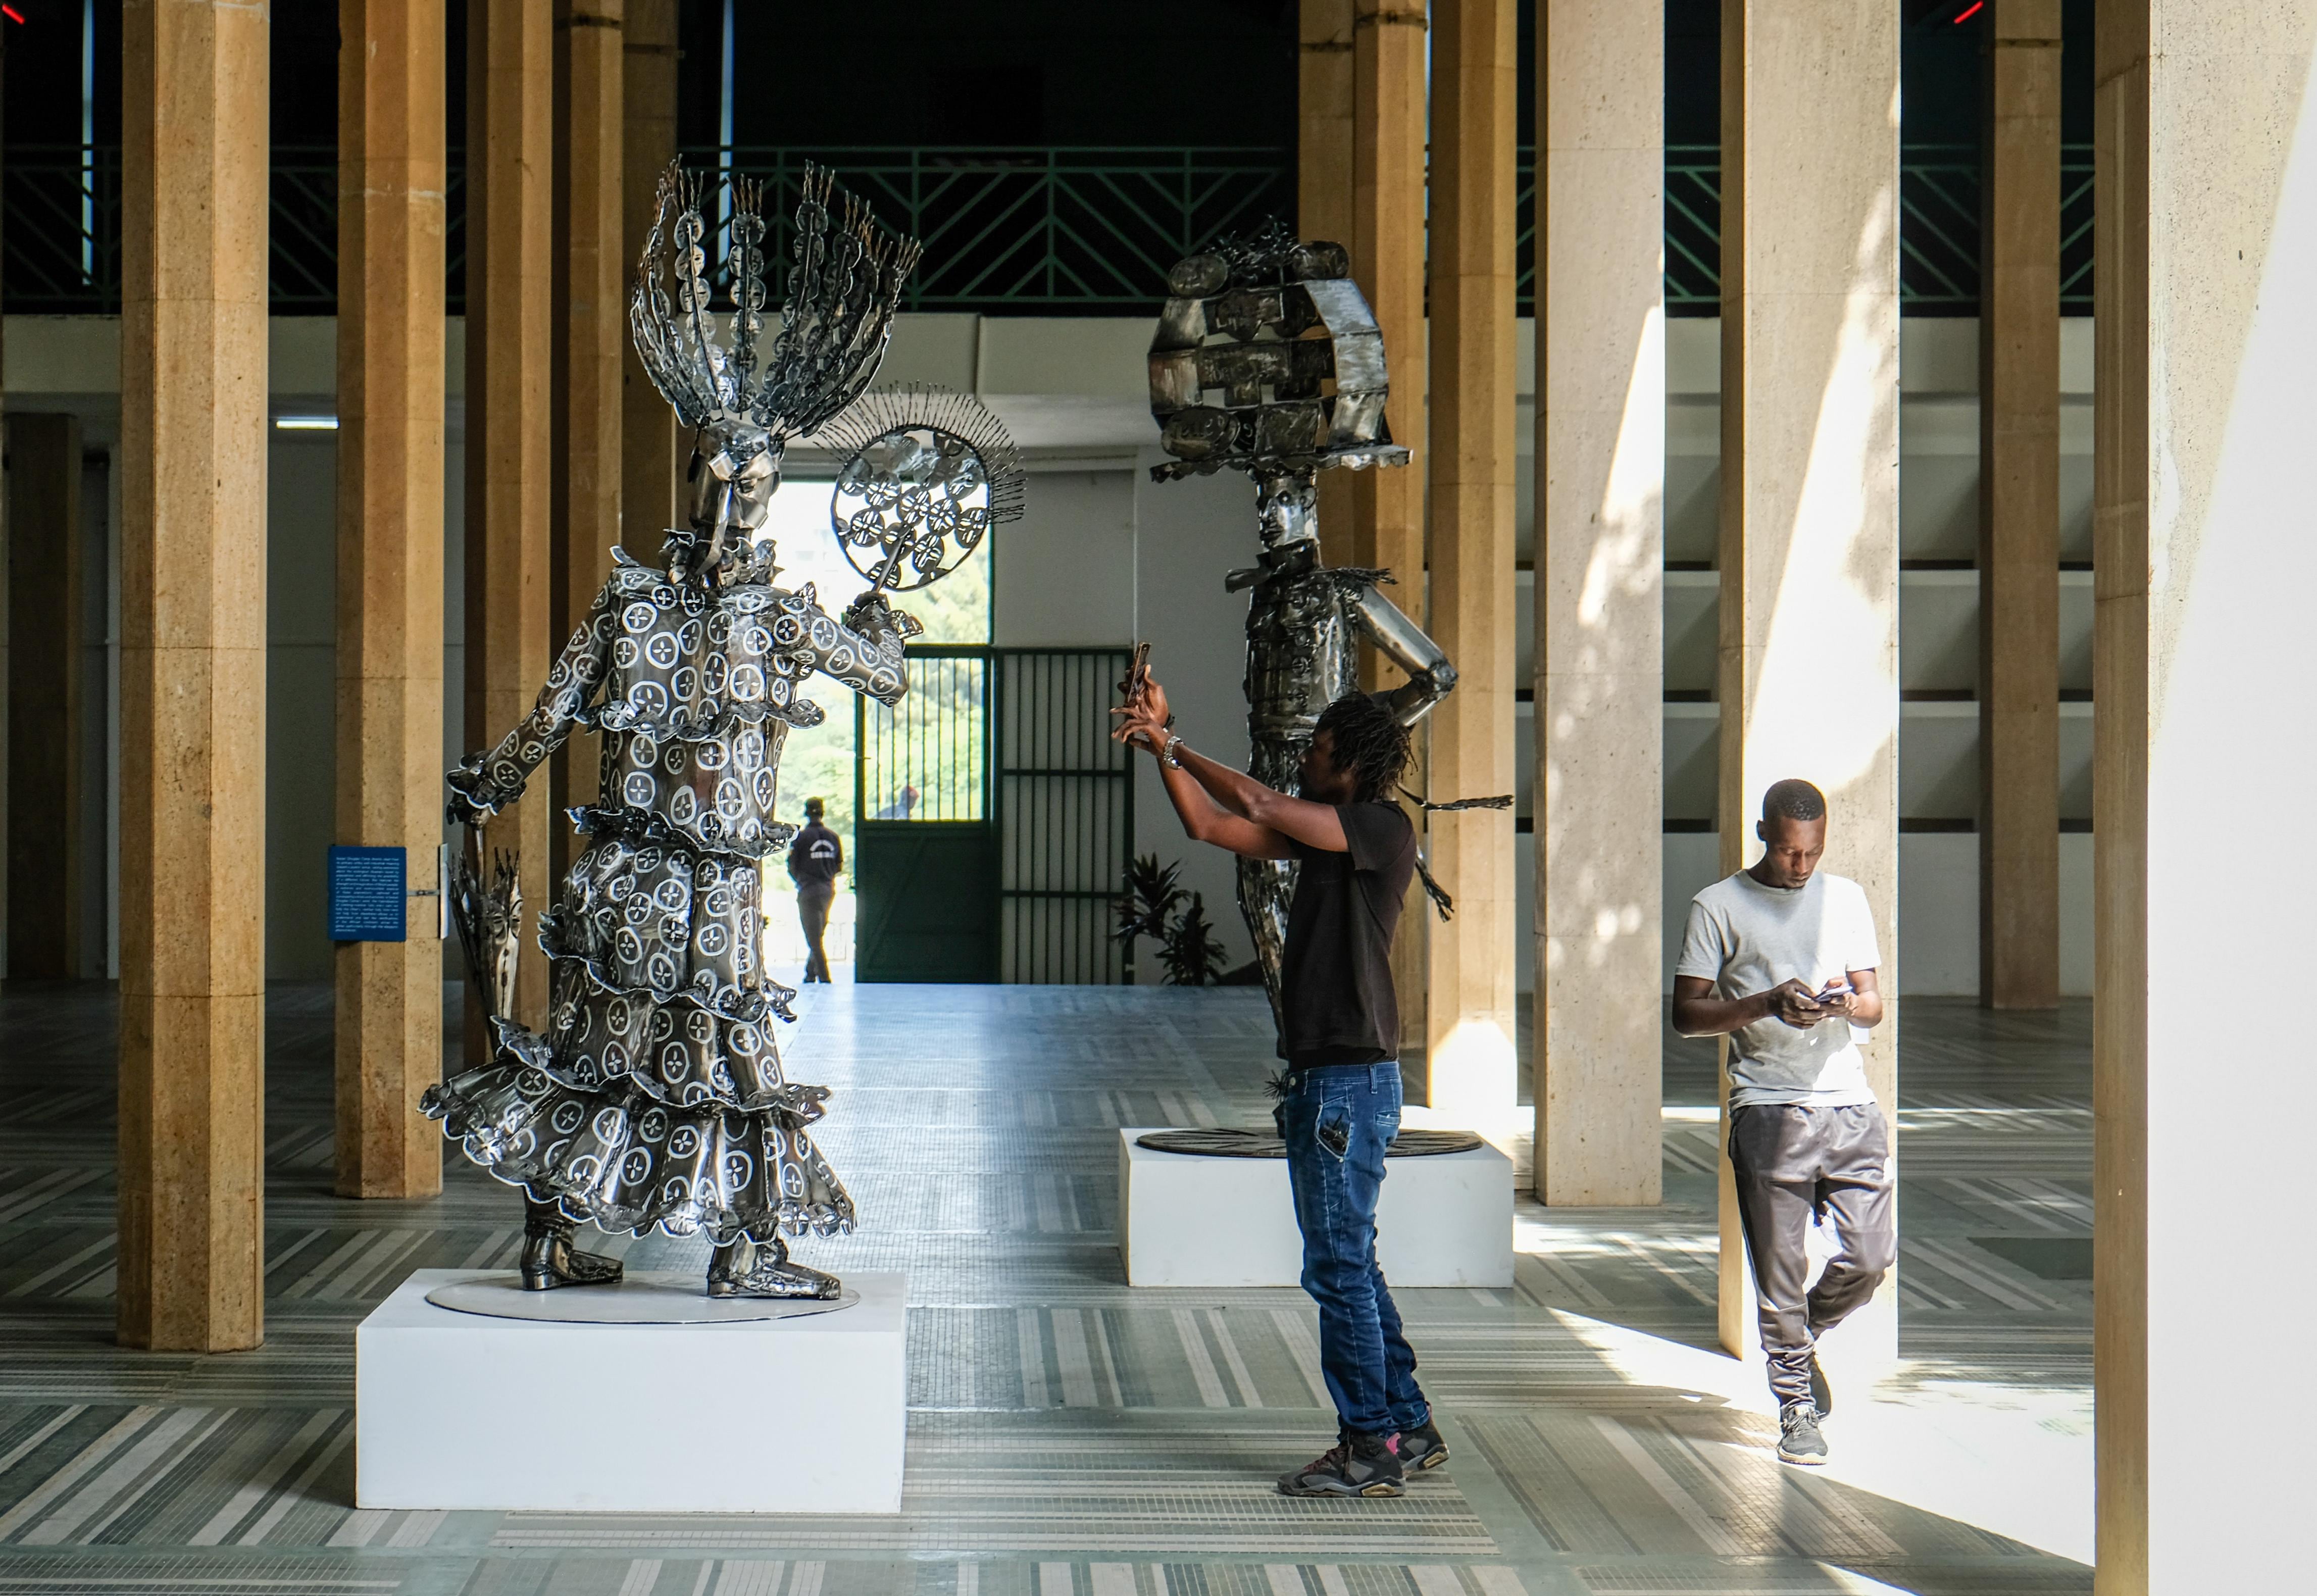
274, 415, 339, 431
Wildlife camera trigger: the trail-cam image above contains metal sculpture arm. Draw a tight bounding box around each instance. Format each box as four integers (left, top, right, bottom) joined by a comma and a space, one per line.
446, 586, 616, 827
779, 588, 919, 709
1349, 581, 1457, 726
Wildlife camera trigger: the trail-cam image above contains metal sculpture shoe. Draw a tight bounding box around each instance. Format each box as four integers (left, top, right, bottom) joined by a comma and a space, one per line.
1277, 1432, 1405, 1498
1777, 1401, 1829, 1466
1395, 1420, 1450, 1472
518, 1213, 625, 1292
707, 1240, 842, 1301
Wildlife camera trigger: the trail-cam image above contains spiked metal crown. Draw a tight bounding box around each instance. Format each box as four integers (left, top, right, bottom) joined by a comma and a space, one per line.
629, 163, 924, 465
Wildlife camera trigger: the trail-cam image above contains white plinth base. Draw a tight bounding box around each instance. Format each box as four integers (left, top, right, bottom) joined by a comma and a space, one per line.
1118, 1129, 1513, 1288
357, 1268, 906, 1513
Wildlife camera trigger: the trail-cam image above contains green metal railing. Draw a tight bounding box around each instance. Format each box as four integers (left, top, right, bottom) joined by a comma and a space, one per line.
0, 141, 2094, 318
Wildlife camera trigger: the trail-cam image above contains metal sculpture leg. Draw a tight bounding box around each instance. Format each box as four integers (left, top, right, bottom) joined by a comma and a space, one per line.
520, 1196, 625, 1291
1236, 852, 1293, 1028
707, 1236, 842, 1301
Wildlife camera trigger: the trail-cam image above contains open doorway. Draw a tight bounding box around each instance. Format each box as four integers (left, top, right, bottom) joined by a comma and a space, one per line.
752, 479, 992, 987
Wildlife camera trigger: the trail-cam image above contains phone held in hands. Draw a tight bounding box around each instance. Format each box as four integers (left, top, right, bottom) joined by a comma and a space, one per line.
1122, 641, 1151, 708
1808, 982, 1851, 1006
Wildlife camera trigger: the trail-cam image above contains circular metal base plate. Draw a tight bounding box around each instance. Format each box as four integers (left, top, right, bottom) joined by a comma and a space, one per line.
1134, 1128, 1484, 1159
423, 1270, 861, 1324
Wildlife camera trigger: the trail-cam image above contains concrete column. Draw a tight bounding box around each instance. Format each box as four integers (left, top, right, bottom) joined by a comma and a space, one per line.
1300, 0, 1357, 570
335, 0, 446, 1201
1978, 0, 2062, 1010
1534, 1, 1664, 1204
620, 0, 680, 551
1350, 0, 1430, 1063
7, 414, 84, 981
464, 0, 555, 1052
1424, 0, 1518, 1127
551, 0, 624, 877
118, 0, 269, 1353
1715, 1, 1900, 1362
2091, 7, 2317, 1586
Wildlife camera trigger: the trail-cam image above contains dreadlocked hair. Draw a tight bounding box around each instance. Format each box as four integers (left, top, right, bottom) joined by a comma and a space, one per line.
1313, 692, 1412, 804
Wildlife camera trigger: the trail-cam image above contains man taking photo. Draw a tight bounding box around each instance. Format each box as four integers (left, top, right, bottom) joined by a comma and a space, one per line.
1114, 664, 1445, 1500
1671, 778, 1892, 1467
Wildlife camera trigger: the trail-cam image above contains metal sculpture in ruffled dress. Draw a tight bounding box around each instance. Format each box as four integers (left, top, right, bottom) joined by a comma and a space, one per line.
422, 164, 927, 1300
1145, 226, 1456, 1025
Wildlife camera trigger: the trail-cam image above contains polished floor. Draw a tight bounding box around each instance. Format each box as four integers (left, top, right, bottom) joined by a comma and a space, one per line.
0, 982, 2093, 1595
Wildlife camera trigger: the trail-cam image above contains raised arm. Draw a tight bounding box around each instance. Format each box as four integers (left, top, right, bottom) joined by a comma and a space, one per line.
1350, 582, 1456, 727
788, 588, 921, 707
447, 585, 615, 826
1112, 672, 1345, 860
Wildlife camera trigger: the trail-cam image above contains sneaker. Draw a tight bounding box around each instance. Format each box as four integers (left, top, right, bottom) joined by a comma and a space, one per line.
1808, 1353, 1833, 1417
1278, 1431, 1405, 1498
1777, 1401, 1828, 1466
1395, 1419, 1450, 1472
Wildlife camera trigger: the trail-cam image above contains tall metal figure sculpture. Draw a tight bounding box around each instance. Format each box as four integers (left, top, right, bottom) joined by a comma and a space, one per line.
1146, 226, 1455, 1021
424, 166, 968, 1301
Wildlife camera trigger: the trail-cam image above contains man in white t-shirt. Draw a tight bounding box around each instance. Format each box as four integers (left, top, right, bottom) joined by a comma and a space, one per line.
1672, 778, 1891, 1467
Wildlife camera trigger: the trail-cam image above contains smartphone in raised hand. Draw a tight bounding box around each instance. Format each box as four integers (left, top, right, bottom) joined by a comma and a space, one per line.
1122, 642, 1151, 708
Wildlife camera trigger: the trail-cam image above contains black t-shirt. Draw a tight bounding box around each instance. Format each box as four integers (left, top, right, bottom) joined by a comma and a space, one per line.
788, 821, 843, 889
1277, 802, 1418, 1063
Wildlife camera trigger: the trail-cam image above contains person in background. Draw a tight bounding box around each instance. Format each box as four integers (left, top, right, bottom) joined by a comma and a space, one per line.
1114, 661, 1446, 1501
787, 797, 843, 983
1670, 777, 1891, 1468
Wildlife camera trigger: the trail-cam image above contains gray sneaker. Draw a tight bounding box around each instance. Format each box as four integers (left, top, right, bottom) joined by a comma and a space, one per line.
1278, 1432, 1405, 1498
1777, 1401, 1828, 1466
1395, 1419, 1450, 1472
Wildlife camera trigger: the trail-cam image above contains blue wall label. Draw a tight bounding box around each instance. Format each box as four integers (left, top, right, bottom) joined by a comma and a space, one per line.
329, 846, 407, 942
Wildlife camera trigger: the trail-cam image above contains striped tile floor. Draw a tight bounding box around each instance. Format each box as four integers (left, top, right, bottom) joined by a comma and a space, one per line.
0, 982, 2093, 1594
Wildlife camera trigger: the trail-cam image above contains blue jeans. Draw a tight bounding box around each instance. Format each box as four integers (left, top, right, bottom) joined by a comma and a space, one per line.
1275, 1061, 1429, 1437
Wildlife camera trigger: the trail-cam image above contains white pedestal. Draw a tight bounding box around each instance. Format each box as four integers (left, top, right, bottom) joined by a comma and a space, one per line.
1118, 1129, 1513, 1288
356, 1269, 906, 1513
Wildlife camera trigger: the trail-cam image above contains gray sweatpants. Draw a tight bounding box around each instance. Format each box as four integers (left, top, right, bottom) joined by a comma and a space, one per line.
1728, 1102, 1895, 1408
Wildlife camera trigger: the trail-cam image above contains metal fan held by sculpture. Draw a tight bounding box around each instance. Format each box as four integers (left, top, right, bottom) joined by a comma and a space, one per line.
818, 385, 1025, 595
426, 162, 935, 1307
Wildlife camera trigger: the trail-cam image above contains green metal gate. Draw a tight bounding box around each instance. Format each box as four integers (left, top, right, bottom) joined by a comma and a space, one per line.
852, 645, 1132, 984
996, 650, 1134, 984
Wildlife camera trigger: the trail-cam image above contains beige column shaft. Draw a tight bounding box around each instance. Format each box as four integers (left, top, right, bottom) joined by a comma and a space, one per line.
1535, 0, 1664, 1204
1715, 0, 1901, 1361
7, 414, 85, 980
1350, 0, 1430, 1061
551, 0, 624, 879
1978, 1, 2061, 1009
465, 0, 555, 1056
621, 0, 680, 550
1300, 0, 1357, 570
118, 0, 269, 1353
336, 0, 447, 1201
1424, 0, 1518, 1126
2092, 7, 2317, 1587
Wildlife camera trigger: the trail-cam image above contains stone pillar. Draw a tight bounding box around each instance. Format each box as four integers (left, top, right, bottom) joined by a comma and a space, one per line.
464, 0, 555, 1054
620, 0, 680, 553
118, 0, 269, 1353
2092, 7, 2317, 1586
551, 0, 624, 878
1424, 0, 1518, 1127
335, 0, 447, 1201
1978, 0, 2062, 1010
1715, 0, 1901, 1362
7, 414, 84, 981
1350, 0, 1430, 1064
1534, 0, 1664, 1204
1300, 0, 1356, 570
